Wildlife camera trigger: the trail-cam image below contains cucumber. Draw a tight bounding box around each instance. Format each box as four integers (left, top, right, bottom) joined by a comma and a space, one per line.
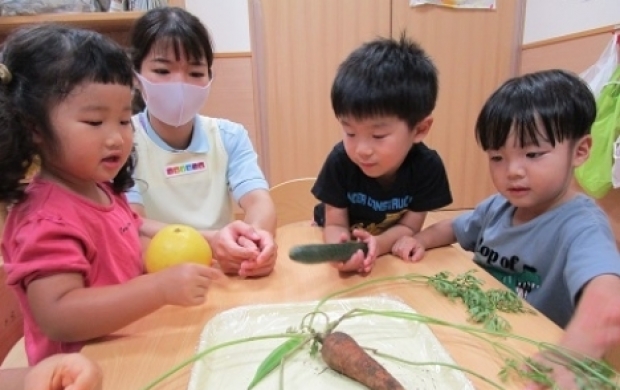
288, 242, 369, 264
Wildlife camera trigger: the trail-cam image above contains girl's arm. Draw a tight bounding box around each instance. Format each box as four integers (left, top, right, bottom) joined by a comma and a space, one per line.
26, 264, 220, 342
129, 204, 172, 239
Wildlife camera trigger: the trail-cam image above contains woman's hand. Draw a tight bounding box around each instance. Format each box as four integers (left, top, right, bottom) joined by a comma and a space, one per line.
206, 221, 260, 274
207, 221, 277, 277
237, 228, 277, 277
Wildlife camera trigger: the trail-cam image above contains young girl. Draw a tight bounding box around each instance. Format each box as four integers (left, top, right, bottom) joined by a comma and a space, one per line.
128, 7, 277, 278
0, 24, 221, 365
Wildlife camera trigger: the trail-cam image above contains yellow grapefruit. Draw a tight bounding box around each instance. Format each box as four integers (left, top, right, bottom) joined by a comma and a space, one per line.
145, 224, 212, 273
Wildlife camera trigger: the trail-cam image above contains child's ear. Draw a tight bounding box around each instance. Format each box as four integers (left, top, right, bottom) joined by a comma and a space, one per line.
412, 116, 433, 143
572, 135, 592, 167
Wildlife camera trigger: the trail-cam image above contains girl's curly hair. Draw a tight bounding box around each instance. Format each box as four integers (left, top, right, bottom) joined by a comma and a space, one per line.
0, 23, 136, 205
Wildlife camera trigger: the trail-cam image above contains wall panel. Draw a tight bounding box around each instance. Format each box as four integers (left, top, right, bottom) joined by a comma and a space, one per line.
249, 0, 391, 186
391, 0, 525, 208
520, 29, 620, 248
521, 32, 612, 75
201, 55, 260, 158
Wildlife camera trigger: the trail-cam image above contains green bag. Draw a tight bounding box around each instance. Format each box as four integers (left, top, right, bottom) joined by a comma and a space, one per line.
575, 66, 620, 199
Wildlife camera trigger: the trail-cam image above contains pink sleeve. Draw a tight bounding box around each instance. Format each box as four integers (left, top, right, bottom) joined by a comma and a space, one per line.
4, 213, 93, 288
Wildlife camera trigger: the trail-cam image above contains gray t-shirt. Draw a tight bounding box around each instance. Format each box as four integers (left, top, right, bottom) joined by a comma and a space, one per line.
453, 194, 620, 328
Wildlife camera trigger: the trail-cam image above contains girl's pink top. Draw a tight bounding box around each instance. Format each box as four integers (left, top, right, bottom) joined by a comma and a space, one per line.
2, 178, 143, 364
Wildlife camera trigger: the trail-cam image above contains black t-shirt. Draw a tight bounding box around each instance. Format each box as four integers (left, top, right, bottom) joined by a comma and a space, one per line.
312, 141, 452, 234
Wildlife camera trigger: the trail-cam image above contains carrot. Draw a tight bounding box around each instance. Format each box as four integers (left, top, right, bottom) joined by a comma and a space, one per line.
320, 331, 405, 390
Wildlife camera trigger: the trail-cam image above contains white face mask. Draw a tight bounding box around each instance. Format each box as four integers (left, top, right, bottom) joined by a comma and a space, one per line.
135, 73, 212, 127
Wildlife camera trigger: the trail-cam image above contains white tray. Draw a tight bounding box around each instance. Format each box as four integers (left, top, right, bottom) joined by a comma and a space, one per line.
188, 296, 475, 390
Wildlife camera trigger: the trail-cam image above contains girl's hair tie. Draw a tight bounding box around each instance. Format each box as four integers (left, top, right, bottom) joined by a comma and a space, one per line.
0, 63, 12, 84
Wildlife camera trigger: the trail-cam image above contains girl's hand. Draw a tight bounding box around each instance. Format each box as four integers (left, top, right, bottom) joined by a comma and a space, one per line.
25, 353, 102, 390
156, 264, 223, 306
392, 236, 426, 262
332, 230, 377, 274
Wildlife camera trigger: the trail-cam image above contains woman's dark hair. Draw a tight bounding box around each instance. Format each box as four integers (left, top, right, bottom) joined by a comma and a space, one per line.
0, 23, 136, 204
331, 33, 438, 129
128, 7, 214, 112
475, 69, 596, 150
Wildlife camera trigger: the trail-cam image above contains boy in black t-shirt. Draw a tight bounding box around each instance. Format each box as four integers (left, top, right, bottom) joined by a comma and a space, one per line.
312, 34, 452, 274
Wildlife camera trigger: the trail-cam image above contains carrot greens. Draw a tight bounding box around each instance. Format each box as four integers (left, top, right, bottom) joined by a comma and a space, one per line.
138, 270, 620, 390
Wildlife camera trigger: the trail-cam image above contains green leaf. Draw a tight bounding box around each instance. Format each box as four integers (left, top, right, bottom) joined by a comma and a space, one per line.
247, 336, 306, 390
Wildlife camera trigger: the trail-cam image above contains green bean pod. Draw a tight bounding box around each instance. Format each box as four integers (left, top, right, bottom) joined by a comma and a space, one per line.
247, 336, 306, 389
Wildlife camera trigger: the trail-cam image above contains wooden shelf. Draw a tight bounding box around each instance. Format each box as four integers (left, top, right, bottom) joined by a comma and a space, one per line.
0, 11, 144, 36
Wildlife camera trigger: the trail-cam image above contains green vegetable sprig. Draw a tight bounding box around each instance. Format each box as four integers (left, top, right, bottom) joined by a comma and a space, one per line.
247, 335, 312, 390
138, 270, 619, 390
427, 270, 535, 332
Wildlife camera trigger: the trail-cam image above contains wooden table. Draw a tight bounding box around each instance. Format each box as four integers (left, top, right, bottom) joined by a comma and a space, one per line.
82, 224, 563, 390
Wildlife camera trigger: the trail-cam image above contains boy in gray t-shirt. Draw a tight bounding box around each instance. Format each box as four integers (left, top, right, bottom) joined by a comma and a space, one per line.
451, 193, 618, 328
391, 69, 620, 388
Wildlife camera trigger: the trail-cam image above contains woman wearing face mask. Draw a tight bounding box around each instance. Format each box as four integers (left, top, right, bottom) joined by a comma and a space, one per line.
128, 7, 277, 278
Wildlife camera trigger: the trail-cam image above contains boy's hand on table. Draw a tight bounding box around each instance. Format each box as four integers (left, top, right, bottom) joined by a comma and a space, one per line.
392, 236, 426, 262
332, 230, 377, 274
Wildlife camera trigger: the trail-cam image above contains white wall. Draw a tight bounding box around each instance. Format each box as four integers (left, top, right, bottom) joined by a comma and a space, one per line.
185, 0, 251, 53
185, 0, 620, 50
523, 0, 620, 44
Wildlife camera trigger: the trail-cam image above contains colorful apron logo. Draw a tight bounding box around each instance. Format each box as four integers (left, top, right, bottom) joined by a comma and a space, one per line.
165, 161, 206, 177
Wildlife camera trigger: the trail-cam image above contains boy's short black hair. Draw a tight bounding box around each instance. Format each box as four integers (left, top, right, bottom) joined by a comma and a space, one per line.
331, 33, 438, 129
475, 69, 596, 151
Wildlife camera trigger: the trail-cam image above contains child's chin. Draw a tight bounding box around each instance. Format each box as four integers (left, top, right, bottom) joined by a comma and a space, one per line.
363, 171, 383, 179
358, 166, 382, 176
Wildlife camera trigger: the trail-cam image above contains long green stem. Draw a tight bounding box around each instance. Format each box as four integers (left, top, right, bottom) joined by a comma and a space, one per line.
368, 348, 506, 390
139, 271, 620, 390
346, 309, 620, 388
306, 274, 428, 329
278, 336, 314, 390
139, 333, 307, 390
